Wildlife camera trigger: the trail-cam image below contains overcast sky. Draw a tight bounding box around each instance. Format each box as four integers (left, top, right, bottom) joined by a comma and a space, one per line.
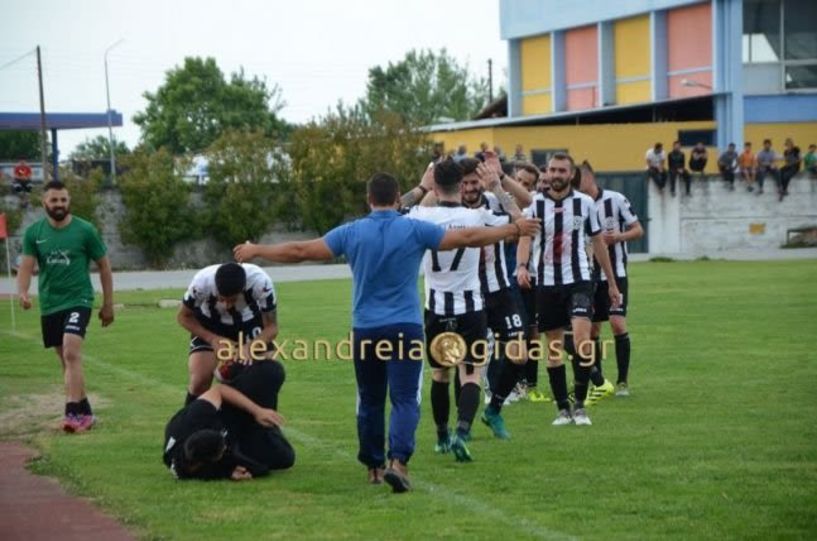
1, 0, 507, 156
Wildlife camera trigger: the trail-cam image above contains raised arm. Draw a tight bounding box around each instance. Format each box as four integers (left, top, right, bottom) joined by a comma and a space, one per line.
438, 217, 539, 251
234, 239, 334, 264
400, 163, 436, 208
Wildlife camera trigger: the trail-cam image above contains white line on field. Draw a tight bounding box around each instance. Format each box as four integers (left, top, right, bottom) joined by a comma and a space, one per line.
3, 329, 575, 541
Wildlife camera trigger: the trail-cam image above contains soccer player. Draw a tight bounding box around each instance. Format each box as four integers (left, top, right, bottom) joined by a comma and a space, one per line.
177, 262, 278, 404
408, 157, 525, 456
234, 172, 538, 493
458, 156, 532, 437
17, 180, 114, 433
576, 161, 643, 400
163, 359, 294, 480
517, 153, 620, 426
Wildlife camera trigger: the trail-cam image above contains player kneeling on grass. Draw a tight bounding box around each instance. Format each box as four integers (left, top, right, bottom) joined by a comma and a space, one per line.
163, 359, 294, 480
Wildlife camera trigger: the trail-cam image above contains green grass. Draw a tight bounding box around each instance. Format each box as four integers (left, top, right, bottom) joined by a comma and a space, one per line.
1, 260, 816, 540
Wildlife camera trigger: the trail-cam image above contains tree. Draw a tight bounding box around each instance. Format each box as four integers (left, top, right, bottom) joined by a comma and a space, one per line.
0, 131, 40, 160
58, 167, 104, 230
69, 135, 130, 161
118, 149, 197, 266
133, 57, 289, 155
288, 104, 432, 235
364, 49, 490, 126
203, 130, 290, 246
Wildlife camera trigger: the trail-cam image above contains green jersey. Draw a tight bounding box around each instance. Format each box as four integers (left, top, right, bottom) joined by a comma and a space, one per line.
22, 216, 107, 315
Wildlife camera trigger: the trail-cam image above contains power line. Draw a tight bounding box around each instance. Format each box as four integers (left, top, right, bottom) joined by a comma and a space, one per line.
0, 48, 35, 71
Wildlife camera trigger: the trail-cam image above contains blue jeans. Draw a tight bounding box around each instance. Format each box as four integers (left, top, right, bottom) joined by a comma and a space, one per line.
352, 324, 424, 467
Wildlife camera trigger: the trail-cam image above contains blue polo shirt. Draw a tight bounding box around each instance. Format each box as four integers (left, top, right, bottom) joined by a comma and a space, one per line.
324, 209, 445, 329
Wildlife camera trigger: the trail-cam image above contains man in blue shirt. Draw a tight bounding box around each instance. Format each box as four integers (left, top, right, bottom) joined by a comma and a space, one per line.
234, 172, 538, 493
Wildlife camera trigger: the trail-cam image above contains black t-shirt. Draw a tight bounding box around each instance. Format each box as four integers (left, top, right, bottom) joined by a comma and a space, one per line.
163, 400, 236, 479
668, 150, 686, 169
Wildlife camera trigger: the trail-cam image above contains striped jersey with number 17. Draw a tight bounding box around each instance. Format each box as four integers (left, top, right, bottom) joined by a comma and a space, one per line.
408, 203, 510, 316
525, 190, 600, 286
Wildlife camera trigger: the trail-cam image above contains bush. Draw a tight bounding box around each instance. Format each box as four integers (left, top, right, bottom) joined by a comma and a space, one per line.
58, 166, 104, 229
203, 130, 291, 245
118, 149, 198, 267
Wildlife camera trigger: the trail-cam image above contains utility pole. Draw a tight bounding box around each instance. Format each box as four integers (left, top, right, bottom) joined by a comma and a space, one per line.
487, 58, 494, 103
105, 39, 124, 186
36, 46, 49, 182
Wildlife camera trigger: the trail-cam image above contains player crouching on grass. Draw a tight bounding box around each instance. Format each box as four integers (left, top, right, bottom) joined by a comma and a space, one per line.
163, 359, 295, 480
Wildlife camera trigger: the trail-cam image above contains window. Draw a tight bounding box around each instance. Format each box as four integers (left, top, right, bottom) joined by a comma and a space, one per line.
743, 0, 781, 63
531, 149, 568, 168
785, 65, 817, 89
678, 129, 715, 147
784, 0, 817, 60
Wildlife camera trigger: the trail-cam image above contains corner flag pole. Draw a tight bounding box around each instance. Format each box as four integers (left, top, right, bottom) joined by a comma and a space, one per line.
0, 213, 14, 332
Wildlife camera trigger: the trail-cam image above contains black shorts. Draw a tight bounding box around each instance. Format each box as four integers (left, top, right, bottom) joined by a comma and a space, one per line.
592, 277, 629, 322
41, 307, 92, 348
519, 280, 538, 329
424, 310, 488, 371
536, 282, 594, 332
484, 288, 525, 341
189, 314, 267, 354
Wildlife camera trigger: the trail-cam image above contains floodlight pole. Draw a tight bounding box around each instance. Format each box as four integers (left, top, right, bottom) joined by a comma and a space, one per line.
36, 46, 49, 182
104, 39, 124, 185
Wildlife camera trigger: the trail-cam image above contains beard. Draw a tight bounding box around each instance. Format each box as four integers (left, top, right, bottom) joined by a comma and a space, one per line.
46, 206, 69, 221
550, 177, 569, 192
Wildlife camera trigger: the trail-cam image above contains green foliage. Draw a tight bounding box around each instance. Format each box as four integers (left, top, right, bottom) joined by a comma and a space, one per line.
133, 57, 289, 154
289, 105, 432, 234
202, 130, 289, 246
364, 48, 491, 125
69, 135, 130, 161
58, 167, 104, 229
0, 130, 40, 160
0, 200, 23, 268
117, 148, 197, 266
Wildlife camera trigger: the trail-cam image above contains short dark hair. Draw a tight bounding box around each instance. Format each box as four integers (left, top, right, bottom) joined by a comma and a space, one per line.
673, 140, 680, 145
215, 263, 246, 297
515, 162, 539, 178
367, 172, 399, 206
184, 429, 226, 464
550, 152, 575, 170
570, 167, 582, 189
728, 142, 735, 147
458, 157, 480, 176
763, 139, 772, 145
655, 142, 663, 150
580, 159, 594, 174
44, 180, 66, 192
745, 141, 752, 146
433, 159, 463, 195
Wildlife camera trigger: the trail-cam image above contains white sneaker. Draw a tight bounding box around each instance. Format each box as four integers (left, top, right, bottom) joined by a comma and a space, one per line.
503, 389, 520, 406
551, 409, 573, 426
615, 382, 630, 397
573, 408, 592, 426
484, 388, 493, 405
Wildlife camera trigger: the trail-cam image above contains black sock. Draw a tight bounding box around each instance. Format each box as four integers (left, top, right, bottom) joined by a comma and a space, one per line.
547, 365, 570, 412
78, 397, 93, 416
65, 401, 80, 416
590, 337, 605, 386
573, 354, 593, 408
615, 333, 631, 384
185, 392, 198, 406
489, 358, 522, 413
453, 370, 462, 406
456, 383, 480, 437
525, 357, 538, 387
486, 356, 502, 395
431, 380, 450, 437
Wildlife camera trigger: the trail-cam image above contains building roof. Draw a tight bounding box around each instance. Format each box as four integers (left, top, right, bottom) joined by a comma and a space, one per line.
0, 111, 123, 131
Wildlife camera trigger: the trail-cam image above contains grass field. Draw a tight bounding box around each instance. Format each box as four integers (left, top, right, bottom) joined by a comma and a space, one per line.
1, 259, 816, 540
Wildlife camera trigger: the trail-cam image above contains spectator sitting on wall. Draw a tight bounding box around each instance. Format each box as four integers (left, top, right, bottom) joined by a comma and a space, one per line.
804, 144, 817, 179
474, 142, 489, 162
738, 142, 757, 192
513, 144, 527, 163
689, 143, 708, 177
431, 143, 445, 163
12, 159, 34, 209
453, 144, 468, 163
667, 141, 691, 197
718, 143, 738, 191
645, 142, 667, 193
755, 139, 779, 196
779, 138, 801, 202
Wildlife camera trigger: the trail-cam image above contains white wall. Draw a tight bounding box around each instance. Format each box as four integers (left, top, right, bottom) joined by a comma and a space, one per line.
648, 173, 817, 256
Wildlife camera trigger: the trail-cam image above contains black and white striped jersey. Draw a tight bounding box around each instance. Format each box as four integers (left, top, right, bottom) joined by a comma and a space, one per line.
474, 192, 512, 294
408, 203, 510, 316
182, 263, 276, 326
525, 190, 601, 286
592, 188, 639, 281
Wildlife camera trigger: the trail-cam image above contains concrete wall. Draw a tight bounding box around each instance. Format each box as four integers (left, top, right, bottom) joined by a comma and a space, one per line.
2, 189, 315, 271
648, 173, 817, 256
